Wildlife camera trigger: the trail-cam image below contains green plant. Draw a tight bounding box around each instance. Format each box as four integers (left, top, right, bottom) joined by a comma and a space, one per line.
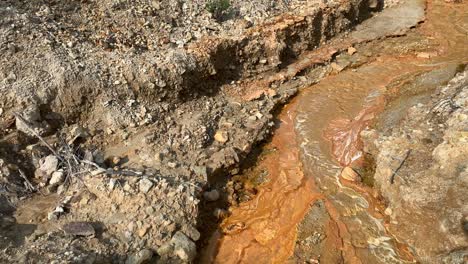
206, 0, 231, 20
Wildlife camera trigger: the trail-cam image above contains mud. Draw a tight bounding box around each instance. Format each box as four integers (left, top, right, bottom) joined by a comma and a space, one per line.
205, 0, 468, 263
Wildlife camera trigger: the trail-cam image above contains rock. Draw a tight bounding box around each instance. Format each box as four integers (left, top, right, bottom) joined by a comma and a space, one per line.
108, 178, 117, 190
171, 231, 196, 262
184, 225, 201, 241
38, 155, 59, 178
67, 125, 89, 145
47, 212, 58, 221
214, 130, 229, 143
49, 170, 65, 185
145, 206, 155, 215
203, 189, 220, 202
347, 46, 357, 55
62, 222, 95, 237
139, 178, 154, 193
125, 249, 153, 264
112, 156, 121, 166
384, 207, 393, 216
331, 62, 345, 72
340, 167, 361, 182
15, 105, 43, 136
138, 225, 150, 237
156, 243, 174, 258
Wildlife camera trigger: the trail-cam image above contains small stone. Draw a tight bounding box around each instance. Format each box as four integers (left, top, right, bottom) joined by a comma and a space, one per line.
138, 225, 150, 237
139, 178, 154, 193
157, 243, 174, 257
39, 155, 59, 177
203, 189, 220, 202
47, 212, 58, 221
248, 115, 257, 121
128, 221, 136, 232
347, 46, 357, 55
112, 156, 121, 166
108, 178, 117, 190
67, 125, 89, 145
214, 130, 229, 143
171, 232, 197, 262
416, 52, 432, 58
145, 206, 155, 215
125, 249, 153, 264
62, 222, 95, 237
341, 167, 361, 182
384, 207, 393, 216
331, 62, 345, 72
49, 170, 65, 185
184, 225, 201, 241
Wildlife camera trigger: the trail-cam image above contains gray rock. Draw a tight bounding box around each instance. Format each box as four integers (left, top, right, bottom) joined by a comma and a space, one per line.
139, 178, 154, 193
203, 189, 220, 202
184, 225, 201, 241
62, 222, 95, 237
156, 243, 174, 258
15, 105, 44, 136
171, 231, 196, 262
125, 249, 153, 264
39, 155, 59, 177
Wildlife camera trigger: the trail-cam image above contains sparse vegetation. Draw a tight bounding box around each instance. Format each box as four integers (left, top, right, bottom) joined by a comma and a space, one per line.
206, 0, 231, 20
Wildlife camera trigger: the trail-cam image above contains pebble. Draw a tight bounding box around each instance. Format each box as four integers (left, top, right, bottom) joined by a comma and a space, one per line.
347, 46, 357, 55
145, 206, 155, 215
203, 189, 220, 202
214, 130, 229, 143
171, 232, 197, 262
108, 178, 117, 190
125, 249, 153, 264
138, 225, 150, 237
62, 222, 95, 237
340, 167, 361, 182
39, 155, 59, 176
184, 225, 201, 241
49, 170, 65, 185
384, 207, 393, 216
139, 178, 154, 193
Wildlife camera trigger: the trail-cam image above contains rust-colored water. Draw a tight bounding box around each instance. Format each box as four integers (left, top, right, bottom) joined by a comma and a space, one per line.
204, 101, 321, 263
207, 0, 468, 263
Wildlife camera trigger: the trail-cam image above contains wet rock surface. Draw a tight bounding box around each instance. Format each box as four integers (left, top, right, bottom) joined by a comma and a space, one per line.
363, 69, 468, 262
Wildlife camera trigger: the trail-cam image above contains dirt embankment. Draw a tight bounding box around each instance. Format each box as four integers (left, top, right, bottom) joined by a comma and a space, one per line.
0, 0, 381, 263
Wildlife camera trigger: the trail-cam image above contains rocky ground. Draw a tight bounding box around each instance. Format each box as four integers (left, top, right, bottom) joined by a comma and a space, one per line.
2, 0, 465, 263
362, 68, 468, 263
0, 0, 381, 263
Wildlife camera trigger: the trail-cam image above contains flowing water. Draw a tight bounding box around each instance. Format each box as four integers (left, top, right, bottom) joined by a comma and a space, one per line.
206, 0, 467, 263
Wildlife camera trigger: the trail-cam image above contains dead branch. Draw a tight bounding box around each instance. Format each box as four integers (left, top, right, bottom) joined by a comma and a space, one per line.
18, 169, 35, 192
390, 149, 412, 184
